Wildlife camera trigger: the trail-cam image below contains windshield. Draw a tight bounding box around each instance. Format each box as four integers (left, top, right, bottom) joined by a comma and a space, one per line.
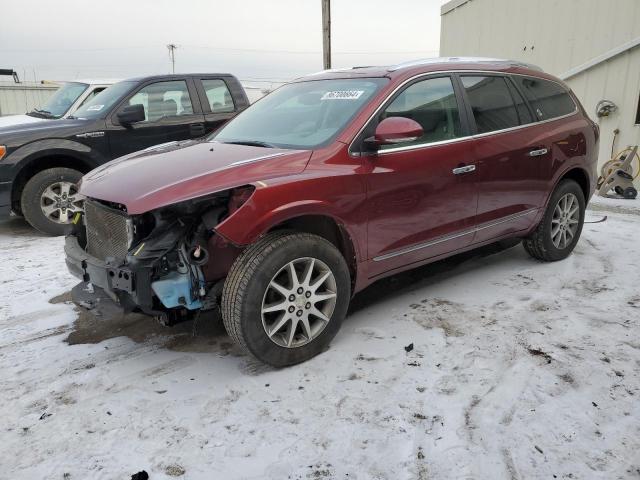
73, 81, 136, 119
212, 78, 387, 149
31, 82, 88, 118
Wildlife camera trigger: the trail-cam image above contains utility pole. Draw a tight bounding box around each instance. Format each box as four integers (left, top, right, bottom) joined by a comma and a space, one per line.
167, 44, 178, 74
321, 0, 331, 70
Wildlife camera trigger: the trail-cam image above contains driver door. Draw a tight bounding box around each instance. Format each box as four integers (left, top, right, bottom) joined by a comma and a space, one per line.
108, 79, 205, 158
363, 75, 479, 278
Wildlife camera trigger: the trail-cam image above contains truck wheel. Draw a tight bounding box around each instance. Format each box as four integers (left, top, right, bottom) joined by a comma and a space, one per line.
222, 231, 350, 367
21, 167, 84, 236
523, 179, 585, 262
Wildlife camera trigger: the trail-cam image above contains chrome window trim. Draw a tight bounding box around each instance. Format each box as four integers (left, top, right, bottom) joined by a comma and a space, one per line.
349, 70, 578, 157
372, 208, 538, 262
376, 135, 473, 154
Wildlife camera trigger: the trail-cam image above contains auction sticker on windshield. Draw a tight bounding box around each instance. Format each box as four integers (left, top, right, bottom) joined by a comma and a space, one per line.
87, 105, 104, 111
321, 90, 364, 100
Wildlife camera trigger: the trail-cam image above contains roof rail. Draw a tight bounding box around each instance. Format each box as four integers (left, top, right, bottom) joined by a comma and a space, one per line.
387, 57, 543, 72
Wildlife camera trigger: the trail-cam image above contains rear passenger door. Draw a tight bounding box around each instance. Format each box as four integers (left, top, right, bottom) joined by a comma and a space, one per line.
459, 74, 546, 243
511, 75, 585, 190
196, 78, 244, 136
108, 79, 205, 158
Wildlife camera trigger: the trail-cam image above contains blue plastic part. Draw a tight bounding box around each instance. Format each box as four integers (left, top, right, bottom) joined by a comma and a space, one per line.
151, 271, 203, 310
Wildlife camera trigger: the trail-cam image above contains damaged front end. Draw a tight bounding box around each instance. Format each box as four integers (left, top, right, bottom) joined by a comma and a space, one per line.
65, 187, 251, 325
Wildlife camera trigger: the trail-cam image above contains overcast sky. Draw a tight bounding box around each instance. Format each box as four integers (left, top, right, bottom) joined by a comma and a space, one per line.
1, 0, 447, 86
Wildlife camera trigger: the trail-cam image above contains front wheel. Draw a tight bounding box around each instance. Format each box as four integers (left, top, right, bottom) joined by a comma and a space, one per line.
523, 179, 585, 261
221, 231, 351, 367
21, 167, 84, 236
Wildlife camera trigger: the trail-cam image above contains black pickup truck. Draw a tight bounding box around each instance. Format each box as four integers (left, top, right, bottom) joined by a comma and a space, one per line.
0, 73, 249, 234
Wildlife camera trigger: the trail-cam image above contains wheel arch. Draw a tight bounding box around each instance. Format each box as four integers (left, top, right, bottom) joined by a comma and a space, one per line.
267, 214, 359, 290
558, 167, 591, 201
11, 153, 96, 213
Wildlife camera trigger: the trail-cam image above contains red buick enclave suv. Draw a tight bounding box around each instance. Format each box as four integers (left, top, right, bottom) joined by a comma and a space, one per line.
66, 58, 599, 366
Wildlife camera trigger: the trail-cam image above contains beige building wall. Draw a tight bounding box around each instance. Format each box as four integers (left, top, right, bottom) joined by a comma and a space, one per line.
0, 82, 57, 116
440, 0, 640, 185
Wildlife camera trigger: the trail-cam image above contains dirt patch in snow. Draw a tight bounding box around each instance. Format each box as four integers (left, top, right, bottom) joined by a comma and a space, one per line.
60, 296, 238, 356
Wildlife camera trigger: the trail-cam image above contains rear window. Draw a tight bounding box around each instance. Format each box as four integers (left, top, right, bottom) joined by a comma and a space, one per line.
513, 76, 576, 120
461, 76, 521, 134
202, 79, 235, 113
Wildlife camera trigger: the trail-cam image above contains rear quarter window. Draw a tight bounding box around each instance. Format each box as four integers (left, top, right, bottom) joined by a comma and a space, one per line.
513, 76, 576, 120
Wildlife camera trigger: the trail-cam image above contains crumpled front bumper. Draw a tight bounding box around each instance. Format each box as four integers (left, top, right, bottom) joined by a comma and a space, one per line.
65, 235, 110, 290
65, 235, 154, 312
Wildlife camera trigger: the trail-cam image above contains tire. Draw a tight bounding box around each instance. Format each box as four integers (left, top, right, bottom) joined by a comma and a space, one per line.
523, 179, 585, 262
623, 187, 638, 199
21, 167, 84, 236
221, 231, 351, 367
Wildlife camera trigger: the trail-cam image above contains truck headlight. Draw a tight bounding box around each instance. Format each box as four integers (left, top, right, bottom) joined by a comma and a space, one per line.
0, 145, 6, 161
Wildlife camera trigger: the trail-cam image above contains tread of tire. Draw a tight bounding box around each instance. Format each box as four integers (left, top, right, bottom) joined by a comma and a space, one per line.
523, 179, 579, 261
221, 231, 332, 355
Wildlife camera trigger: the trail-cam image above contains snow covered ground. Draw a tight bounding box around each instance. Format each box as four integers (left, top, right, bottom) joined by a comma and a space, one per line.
1, 196, 639, 480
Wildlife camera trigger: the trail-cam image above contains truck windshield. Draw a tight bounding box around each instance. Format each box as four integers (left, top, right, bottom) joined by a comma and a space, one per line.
30, 82, 88, 118
73, 81, 136, 119
212, 78, 387, 149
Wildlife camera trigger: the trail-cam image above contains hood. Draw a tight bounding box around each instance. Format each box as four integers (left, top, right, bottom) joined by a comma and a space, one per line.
80, 140, 312, 214
0, 117, 96, 145
0, 114, 46, 128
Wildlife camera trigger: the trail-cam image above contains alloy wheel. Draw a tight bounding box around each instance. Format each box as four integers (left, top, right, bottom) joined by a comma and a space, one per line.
551, 192, 580, 249
261, 257, 337, 348
40, 181, 83, 224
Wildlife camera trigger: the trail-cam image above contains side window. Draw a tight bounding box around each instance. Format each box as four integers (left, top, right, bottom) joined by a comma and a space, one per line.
461, 76, 520, 134
514, 76, 576, 120
76, 87, 107, 109
379, 76, 462, 149
126, 80, 194, 122
202, 79, 235, 113
506, 78, 534, 125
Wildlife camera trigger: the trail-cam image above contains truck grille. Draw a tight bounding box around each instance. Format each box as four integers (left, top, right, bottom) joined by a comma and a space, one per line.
84, 200, 132, 264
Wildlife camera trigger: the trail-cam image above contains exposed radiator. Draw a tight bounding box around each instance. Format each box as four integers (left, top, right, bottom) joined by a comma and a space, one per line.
84, 200, 132, 263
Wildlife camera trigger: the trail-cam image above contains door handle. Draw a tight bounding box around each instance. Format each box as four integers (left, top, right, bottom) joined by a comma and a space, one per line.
528, 148, 548, 157
452, 164, 476, 175
190, 123, 206, 137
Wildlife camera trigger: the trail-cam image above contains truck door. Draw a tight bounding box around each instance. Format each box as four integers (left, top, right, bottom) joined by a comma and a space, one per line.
107, 79, 206, 158
195, 77, 246, 136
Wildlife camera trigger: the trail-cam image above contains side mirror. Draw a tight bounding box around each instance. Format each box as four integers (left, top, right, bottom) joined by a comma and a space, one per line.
117, 104, 146, 125
364, 117, 424, 150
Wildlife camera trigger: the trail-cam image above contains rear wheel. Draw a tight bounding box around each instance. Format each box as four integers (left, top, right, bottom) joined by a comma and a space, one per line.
221, 231, 350, 367
524, 179, 585, 261
21, 167, 84, 236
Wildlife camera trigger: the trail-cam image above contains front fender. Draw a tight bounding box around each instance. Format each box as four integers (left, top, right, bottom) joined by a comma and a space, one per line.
4, 138, 105, 170
215, 179, 366, 262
